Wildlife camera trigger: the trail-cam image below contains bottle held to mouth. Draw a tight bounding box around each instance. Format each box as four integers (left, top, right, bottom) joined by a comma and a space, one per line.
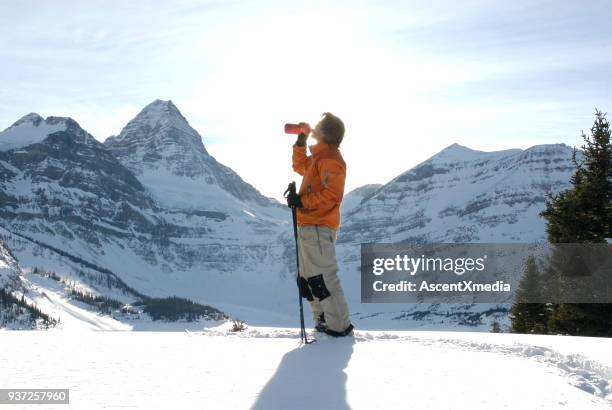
284, 122, 311, 135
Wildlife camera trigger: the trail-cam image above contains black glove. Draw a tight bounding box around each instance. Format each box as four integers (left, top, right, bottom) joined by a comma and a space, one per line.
286, 191, 304, 208
295, 132, 307, 147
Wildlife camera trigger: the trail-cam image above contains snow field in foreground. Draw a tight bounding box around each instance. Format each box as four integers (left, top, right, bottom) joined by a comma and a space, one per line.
0, 329, 610, 410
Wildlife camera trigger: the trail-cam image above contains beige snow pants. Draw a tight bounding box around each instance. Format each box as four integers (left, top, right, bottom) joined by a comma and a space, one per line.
297, 224, 351, 333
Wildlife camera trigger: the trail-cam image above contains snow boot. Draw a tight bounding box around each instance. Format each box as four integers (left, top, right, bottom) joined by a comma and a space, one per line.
324, 323, 354, 338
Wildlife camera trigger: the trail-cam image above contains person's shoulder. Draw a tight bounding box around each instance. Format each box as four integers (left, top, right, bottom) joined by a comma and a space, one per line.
330, 147, 346, 167
335, 148, 346, 163
318, 150, 346, 170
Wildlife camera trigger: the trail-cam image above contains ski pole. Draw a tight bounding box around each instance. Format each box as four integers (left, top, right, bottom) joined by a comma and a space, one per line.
284, 181, 313, 344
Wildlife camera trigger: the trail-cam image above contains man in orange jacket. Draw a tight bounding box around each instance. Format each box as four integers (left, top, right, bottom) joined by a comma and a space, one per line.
285, 112, 354, 337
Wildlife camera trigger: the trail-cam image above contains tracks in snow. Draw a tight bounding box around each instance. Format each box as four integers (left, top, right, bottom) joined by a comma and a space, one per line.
192, 326, 612, 403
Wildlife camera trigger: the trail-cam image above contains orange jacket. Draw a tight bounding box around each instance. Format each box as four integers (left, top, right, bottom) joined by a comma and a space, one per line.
292, 142, 346, 230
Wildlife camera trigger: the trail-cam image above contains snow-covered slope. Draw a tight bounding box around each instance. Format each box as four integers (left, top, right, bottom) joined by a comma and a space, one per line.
0, 328, 609, 409
0, 239, 59, 329
0, 241, 21, 290
341, 183, 382, 215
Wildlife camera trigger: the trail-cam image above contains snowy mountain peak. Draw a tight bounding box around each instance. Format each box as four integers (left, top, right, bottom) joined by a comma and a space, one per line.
9, 112, 44, 129
0, 114, 95, 151
440, 142, 479, 155
104, 100, 282, 212
515, 143, 577, 166
107, 99, 202, 149
429, 142, 522, 164
443, 142, 472, 152
104, 99, 209, 177
429, 143, 572, 166
143, 99, 179, 113
521, 143, 572, 156
132, 99, 186, 129
427, 143, 483, 163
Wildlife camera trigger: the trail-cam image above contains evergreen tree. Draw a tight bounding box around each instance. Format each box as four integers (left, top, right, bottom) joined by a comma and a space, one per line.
510, 255, 547, 334
539, 110, 612, 336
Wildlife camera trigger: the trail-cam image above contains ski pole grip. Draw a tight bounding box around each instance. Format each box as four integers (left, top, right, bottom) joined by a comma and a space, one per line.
284, 181, 296, 198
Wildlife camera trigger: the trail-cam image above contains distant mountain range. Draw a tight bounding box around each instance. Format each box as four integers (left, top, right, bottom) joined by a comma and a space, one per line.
0, 100, 578, 330
340, 142, 576, 244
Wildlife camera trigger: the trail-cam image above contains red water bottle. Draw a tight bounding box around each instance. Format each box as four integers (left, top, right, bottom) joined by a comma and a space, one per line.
284, 123, 311, 135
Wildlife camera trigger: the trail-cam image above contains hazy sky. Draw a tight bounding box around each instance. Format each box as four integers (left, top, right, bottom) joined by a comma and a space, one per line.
1, 0, 610, 201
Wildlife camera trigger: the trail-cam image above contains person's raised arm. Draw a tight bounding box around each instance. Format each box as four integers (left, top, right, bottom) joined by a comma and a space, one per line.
292, 132, 311, 176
